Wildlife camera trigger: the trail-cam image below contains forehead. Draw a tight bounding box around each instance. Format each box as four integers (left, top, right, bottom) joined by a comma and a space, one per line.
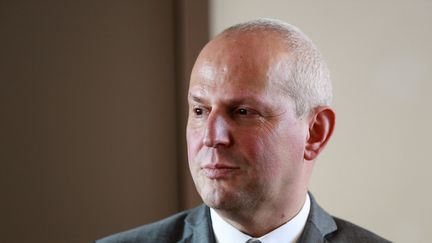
189, 31, 291, 98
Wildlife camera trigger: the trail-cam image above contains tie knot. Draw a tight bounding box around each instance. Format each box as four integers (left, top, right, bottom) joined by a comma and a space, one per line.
246, 239, 262, 243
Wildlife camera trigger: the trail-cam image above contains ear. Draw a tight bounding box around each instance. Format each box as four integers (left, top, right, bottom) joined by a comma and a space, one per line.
304, 106, 336, 161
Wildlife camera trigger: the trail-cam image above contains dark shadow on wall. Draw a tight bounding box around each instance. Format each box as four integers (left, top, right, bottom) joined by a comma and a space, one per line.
0, 1, 208, 242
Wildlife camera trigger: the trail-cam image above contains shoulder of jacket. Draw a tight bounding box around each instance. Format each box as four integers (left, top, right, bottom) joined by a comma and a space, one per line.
327, 217, 392, 243
95, 204, 207, 243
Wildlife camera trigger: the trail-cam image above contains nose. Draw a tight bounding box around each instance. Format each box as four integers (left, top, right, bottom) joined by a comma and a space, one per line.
203, 111, 232, 147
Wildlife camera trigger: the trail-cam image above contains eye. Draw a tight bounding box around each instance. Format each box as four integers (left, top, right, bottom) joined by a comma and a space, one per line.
233, 107, 259, 117
192, 106, 209, 117
237, 108, 248, 115
194, 107, 203, 116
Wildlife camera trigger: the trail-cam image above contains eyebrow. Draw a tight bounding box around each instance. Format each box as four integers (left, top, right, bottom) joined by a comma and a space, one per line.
188, 94, 206, 103
188, 93, 262, 106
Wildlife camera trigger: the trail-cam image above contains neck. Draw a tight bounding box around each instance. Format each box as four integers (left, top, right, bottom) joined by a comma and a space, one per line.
214, 190, 308, 237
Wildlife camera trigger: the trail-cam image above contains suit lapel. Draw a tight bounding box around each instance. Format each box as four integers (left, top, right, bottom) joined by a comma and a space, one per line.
298, 193, 338, 243
179, 205, 216, 243
179, 194, 335, 243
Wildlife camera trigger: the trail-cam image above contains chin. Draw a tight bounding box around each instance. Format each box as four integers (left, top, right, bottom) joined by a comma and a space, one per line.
200, 188, 235, 209
200, 188, 252, 211
204, 198, 235, 210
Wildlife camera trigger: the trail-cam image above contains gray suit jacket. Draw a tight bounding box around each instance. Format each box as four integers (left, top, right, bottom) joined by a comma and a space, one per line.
96, 195, 391, 243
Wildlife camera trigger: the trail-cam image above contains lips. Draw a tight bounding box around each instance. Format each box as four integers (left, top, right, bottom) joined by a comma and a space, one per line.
201, 164, 239, 179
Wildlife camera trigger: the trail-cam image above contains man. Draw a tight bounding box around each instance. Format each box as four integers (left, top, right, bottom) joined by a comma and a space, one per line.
97, 19, 390, 243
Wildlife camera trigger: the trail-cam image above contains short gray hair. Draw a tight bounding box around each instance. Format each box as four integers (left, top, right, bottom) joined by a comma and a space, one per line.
222, 18, 332, 116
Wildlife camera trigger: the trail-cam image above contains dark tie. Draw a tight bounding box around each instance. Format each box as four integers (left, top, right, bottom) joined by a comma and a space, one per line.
246, 239, 262, 243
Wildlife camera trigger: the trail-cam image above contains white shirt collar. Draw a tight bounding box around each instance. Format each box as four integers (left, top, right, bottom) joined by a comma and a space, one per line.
210, 194, 311, 243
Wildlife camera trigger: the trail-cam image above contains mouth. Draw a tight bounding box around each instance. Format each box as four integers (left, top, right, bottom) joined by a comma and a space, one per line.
201, 164, 239, 179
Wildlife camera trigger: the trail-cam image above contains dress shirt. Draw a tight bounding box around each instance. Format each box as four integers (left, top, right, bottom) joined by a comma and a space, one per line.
210, 194, 311, 243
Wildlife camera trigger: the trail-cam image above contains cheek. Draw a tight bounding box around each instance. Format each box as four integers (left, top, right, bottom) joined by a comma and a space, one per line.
236, 130, 273, 169
186, 127, 203, 161
248, 123, 306, 173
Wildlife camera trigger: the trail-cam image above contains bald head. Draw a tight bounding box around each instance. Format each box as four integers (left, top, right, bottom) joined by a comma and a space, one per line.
191, 18, 332, 116
191, 28, 288, 97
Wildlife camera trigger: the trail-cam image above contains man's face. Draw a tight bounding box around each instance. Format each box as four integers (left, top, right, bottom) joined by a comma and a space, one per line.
186, 32, 310, 211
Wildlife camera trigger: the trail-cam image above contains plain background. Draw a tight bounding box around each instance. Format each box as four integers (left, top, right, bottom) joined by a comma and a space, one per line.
210, 1, 432, 242
1, 1, 431, 242
0, 1, 208, 242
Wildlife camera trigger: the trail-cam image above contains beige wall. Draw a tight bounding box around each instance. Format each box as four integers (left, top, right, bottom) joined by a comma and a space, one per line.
210, 1, 432, 242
